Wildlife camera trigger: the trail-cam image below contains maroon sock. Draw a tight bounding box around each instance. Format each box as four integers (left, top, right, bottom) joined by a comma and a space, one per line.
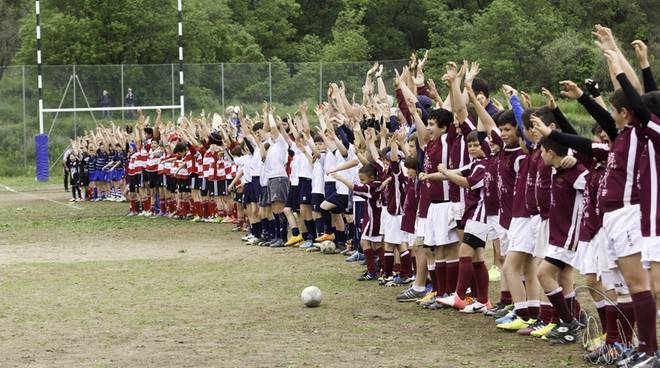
376, 248, 385, 274
435, 261, 447, 296
159, 199, 167, 214
400, 250, 413, 278
383, 252, 394, 277
605, 305, 621, 345
515, 304, 530, 320
142, 198, 151, 212
539, 304, 551, 324
130, 200, 138, 212
618, 301, 636, 347
473, 261, 489, 303
500, 290, 512, 305
445, 260, 459, 295
631, 291, 658, 354
168, 200, 176, 214
455, 257, 474, 299
549, 305, 559, 324
528, 304, 540, 320
546, 289, 574, 323
364, 249, 376, 274
596, 305, 607, 333
393, 262, 401, 274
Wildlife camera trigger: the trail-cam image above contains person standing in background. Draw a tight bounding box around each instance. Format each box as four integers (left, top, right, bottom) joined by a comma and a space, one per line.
100, 90, 111, 119
125, 88, 135, 119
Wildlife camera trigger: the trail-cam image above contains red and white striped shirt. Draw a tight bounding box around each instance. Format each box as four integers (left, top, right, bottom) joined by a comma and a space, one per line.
127, 152, 142, 176
202, 150, 217, 179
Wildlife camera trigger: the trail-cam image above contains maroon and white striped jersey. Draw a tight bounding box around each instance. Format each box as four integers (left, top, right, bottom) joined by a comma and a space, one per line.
533, 149, 553, 219
481, 141, 500, 217
353, 180, 383, 238
579, 157, 607, 242
640, 115, 660, 237
400, 176, 419, 234
599, 124, 644, 213
385, 161, 406, 216
422, 135, 450, 203
448, 120, 475, 203
460, 159, 486, 223
549, 163, 588, 250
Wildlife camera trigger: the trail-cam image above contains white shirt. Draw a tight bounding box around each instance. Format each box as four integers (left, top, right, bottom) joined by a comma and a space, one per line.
264, 134, 289, 179
312, 152, 326, 194
334, 149, 349, 195
234, 155, 252, 184
249, 145, 263, 178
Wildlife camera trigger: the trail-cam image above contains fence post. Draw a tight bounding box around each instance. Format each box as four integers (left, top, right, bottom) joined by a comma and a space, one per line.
73, 64, 77, 137
171, 63, 175, 121
22, 65, 27, 168
268, 62, 272, 105
221, 63, 225, 113
120, 64, 125, 121
319, 61, 323, 105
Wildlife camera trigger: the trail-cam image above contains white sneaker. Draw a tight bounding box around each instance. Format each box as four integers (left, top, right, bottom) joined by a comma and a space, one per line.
460, 301, 487, 314
246, 237, 261, 245
69, 198, 76, 202
242, 234, 254, 242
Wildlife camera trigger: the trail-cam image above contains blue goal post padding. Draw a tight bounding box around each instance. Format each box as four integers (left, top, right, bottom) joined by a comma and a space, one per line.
35, 134, 49, 182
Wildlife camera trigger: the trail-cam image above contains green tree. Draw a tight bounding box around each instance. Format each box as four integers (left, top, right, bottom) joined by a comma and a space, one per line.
322, 6, 370, 62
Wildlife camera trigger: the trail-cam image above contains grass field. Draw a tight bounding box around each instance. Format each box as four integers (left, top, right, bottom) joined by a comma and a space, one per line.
0, 176, 598, 367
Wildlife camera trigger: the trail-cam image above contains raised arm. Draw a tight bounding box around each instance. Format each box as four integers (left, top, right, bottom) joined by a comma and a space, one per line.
593, 24, 642, 93
541, 87, 577, 135
631, 40, 657, 92
605, 50, 651, 126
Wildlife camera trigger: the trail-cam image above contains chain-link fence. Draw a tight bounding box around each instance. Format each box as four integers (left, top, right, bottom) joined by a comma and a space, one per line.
0, 60, 408, 176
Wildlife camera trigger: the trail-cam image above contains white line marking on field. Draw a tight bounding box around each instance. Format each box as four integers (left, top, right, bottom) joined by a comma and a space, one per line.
0, 183, 83, 210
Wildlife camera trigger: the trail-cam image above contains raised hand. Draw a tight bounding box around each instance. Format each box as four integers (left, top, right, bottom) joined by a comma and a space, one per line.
531, 115, 551, 137
501, 84, 518, 97
418, 50, 429, 70
426, 79, 441, 102
558, 80, 583, 100
631, 40, 650, 68
393, 68, 401, 88
520, 91, 532, 109
465, 61, 480, 85
541, 87, 557, 109
592, 24, 618, 52
442, 62, 459, 87
374, 64, 384, 79
413, 67, 425, 86
603, 49, 624, 76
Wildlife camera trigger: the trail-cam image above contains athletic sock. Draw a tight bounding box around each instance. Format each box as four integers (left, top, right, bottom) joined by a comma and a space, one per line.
455, 257, 474, 299
252, 221, 262, 238
314, 218, 324, 237
143, 197, 152, 212
528, 300, 540, 320
565, 291, 581, 319
160, 199, 167, 214
500, 290, 512, 305
473, 261, 489, 303
321, 210, 332, 234
595, 300, 607, 333
376, 247, 385, 273
605, 304, 620, 345
618, 301, 635, 346
445, 259, 459, 295
383, 252, 395, 277
539, 302, 552, 324
347, 222, 355, 243
269, 218, 278, 240
393, 261, 401, 274
400, 250, 412, 278
130, 200, 138, 213
277, 213, 288, 241
630, 291, 658, 354
546, 287, 573, 323
304, 220, 316, 240
513, 302, 530, 321
435, 260, 447, 296
336, 230, 346, 247
364, 248, 376, 274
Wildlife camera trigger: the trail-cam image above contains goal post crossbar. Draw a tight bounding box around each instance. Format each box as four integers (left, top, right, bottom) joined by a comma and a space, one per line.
42, 105, 182, 113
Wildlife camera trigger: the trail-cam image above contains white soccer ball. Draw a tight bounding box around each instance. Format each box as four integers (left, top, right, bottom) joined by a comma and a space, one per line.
300, 286, 323, 308
319, 240, 336, 254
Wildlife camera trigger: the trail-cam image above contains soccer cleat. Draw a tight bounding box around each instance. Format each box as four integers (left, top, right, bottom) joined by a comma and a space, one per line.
461, 300, 492, 314
241, 234, 255, 242
518, 319, 546, 336
488, 265, 501, 282
269, 239, 285, 248
484, 302, 507, 316
231, 225, 242, 232
285, 234, 304, 247
190, 216, 202, 222
531, 322, 557, 337
584, 342, 628, 365
495, 311, 517, 325
497, 317, 535, 331
345, 251, 364, 262
315, 233, 335, 242
379, 276, 394, 286
493, 305, 514, 319
437, 293, 468, 310
396, 287, 427, 302
426, 301, 447, 310
616, 351, 655, 368
127, 211, 138, 217
388, 275, 413, 287
544, 320, 581, 341
299, 240, 314, 249
356, 271, 379, 281
416, 291, 437, 305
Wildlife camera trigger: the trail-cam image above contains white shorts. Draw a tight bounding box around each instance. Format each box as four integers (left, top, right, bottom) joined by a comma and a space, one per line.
465, 219, 489, 242
600, 268, 630, 295
507, 215, 541, 255
379, 210, 387, 235
486, 215, 506, 241
402, 231, 416, 247
361, 227, 383, 243
545, 244, 577, 268
382, 213, 404, 244
576, 240, 598, 275
642, 236, 660, 265
415, 217, 427, 238
423, 202, 459, 247
602, 205, 643, 260
450, 201, 465, 226
533, 218, 550, 259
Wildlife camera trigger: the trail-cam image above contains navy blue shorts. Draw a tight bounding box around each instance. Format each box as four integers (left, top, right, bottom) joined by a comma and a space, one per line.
298, 177, 312, 205
326, 193, 348, 214
324, 182, 337, 198
245, 178, 261, 204
312, 193, 324, 212
128, 174, 141, 192
285, 185, 300, 212
177, 178, 190, 193
208, 180, 227, 196
145, 171, 158, 188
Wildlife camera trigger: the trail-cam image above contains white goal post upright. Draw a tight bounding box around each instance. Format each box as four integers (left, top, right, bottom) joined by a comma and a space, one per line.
34, 0, 186, 180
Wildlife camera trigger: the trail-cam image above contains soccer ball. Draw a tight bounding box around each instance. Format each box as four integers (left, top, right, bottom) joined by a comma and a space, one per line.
300, 286, 323, 307
319, 240, 336, 254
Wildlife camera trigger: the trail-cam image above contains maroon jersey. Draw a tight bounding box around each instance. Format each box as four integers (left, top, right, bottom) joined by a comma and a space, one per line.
599, 124, 644, 213
353, 180, 383, 237
492, 127, 525, 229
422, 135, 450, 203
549, 163, 588, 250
482, 140, 500, 217
525, 148, 541, 216
401, 176, 419, 234
533, 149, 553, 219
579, 152, 607, 242
640, 115, 660, 237
385, 161, 406, 216
418, 181, 431, 218
461, 159, 486, 223
448, 120, 475, 203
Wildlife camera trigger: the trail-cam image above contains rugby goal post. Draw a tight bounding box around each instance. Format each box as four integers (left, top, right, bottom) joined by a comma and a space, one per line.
34, 0, 186, 181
